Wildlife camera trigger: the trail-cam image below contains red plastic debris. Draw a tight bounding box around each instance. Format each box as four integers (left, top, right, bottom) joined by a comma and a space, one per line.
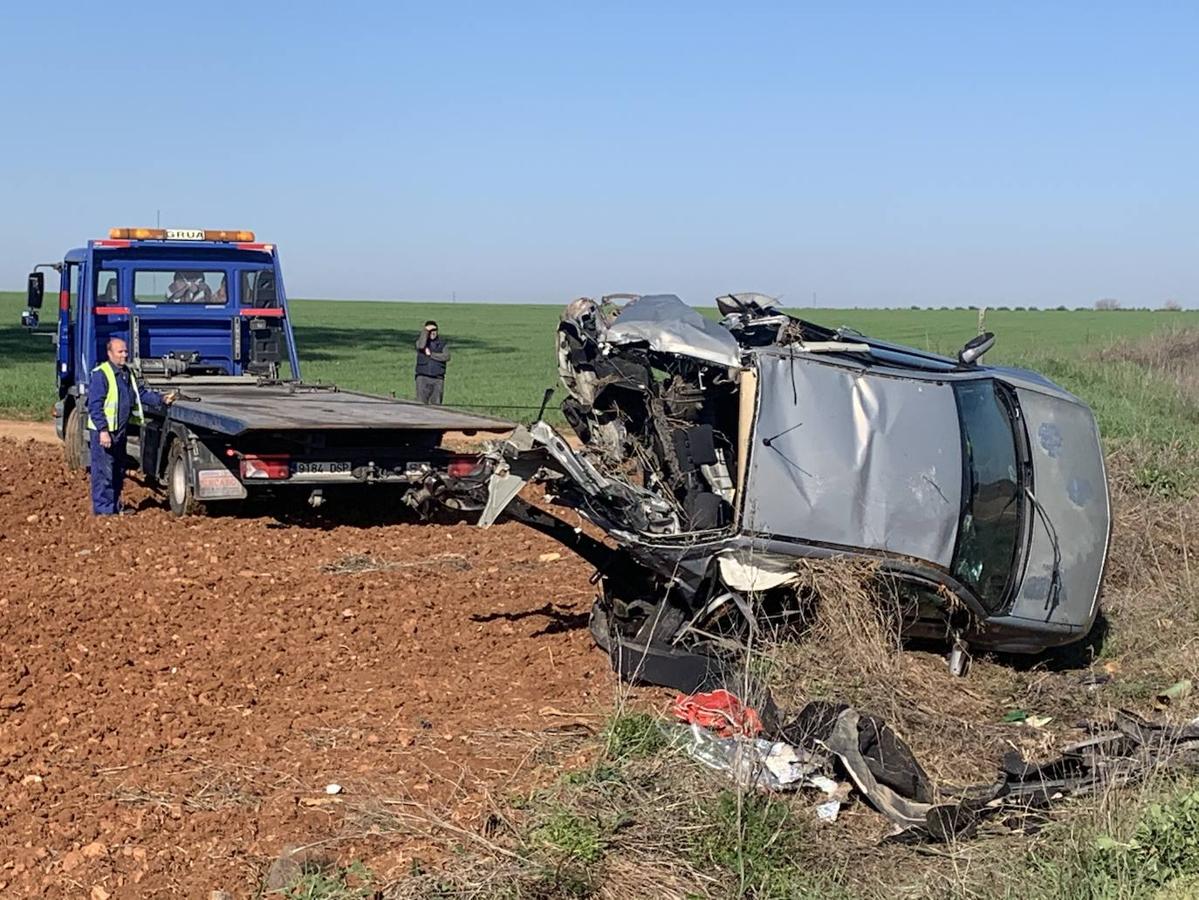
670, 689, 763, 738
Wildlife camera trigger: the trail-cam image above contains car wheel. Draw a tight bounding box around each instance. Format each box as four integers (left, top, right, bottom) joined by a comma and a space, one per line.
64, 405, 85, 472
167, 441, 205, 517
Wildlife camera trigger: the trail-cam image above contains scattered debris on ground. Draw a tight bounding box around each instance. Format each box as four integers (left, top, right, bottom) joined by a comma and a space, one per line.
667, 688, 1199, 842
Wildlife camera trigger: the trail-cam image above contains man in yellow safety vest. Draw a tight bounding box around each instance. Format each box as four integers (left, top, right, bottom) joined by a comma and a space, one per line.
85, 337, 177, 515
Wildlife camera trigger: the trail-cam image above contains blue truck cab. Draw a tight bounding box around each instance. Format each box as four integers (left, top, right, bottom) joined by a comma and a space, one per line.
23, 227, 511, 515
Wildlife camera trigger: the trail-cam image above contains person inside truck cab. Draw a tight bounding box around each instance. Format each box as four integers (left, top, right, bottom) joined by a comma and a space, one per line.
100, 277, 119, 304
213, 275, 228, 303
165, 271, 213, 304
86, 337, 178, 515
165, 272, 189, 302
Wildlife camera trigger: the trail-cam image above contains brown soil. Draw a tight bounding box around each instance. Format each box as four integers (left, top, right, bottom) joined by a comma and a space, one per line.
0, 437, 617, 897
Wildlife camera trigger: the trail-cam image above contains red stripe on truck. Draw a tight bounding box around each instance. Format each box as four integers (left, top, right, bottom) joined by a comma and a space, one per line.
94, 306, 130, 315
238, 308, 284, 317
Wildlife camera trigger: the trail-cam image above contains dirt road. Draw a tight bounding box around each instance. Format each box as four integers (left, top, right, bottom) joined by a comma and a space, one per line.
0, 436, 614, 897
0, 420, 56, 444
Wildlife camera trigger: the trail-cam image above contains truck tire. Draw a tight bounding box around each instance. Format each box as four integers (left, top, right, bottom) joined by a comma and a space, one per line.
167, 441, 205, 517
64, 405, 85, 472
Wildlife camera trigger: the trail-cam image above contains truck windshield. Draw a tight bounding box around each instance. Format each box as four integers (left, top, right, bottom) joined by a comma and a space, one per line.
951, 380, 1022, 612
135, 270, 227, 305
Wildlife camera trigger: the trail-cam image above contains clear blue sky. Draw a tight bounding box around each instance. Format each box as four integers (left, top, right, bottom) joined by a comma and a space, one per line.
3, 2, 1196, 307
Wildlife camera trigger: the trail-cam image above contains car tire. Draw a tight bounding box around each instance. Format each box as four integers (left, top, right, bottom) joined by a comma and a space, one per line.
64, 405, 85, 472
167, 441, 205, 517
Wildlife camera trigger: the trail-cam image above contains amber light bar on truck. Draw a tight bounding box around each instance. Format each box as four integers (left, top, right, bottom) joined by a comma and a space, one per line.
108, 227, 256, 242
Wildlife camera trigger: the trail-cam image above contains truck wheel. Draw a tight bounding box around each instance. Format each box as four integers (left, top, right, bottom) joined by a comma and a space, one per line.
167, 442, 205, 517
64, 406, 85, 472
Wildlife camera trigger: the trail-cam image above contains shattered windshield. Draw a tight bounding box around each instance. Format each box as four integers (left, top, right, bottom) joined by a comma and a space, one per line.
951, 380, 1021, 611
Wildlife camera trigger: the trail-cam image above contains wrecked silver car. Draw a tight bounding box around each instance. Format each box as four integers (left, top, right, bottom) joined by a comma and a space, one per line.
477, 293, 1111, 690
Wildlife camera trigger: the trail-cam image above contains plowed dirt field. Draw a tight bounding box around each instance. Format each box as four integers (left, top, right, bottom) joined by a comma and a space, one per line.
0, 436, 617, 897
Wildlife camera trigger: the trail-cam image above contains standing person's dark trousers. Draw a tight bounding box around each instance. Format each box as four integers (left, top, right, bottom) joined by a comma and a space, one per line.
415, 374, 444, 405
89, 431, 127, 515
415, 323, 451, 404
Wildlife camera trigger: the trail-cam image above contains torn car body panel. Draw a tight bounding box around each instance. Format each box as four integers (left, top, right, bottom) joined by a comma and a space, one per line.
474, 295, 1111, 690
745, 352, 962, 567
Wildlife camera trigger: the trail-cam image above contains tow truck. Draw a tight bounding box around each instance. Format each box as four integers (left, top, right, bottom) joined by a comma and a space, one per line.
20, 227, 511, 515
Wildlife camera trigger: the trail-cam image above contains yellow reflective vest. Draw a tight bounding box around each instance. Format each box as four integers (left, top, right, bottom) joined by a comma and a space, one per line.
86, 362, 145, 432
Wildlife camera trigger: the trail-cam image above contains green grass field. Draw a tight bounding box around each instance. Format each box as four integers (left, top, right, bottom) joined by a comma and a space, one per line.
2, 290, 1197, 432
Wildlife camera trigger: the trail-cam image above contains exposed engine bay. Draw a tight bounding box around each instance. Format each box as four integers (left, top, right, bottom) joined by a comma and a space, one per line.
556, 295, 743, 534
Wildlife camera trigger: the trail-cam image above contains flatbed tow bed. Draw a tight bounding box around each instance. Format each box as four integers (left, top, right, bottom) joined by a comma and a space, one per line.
21, 226, 512, 516
158, 380, 509, 435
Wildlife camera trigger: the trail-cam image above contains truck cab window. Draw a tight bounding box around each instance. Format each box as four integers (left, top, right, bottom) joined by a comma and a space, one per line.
96, 269, 119, 305
64, 263, 80, 324
135, 270, 225, 304
241, 270, 277, 307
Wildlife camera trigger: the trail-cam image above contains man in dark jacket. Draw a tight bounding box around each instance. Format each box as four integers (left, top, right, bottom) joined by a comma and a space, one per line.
414, 320, 450, 404
86, 337, 177, 515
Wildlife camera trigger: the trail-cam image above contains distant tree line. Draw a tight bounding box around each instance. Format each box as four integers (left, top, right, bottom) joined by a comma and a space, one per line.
1093, 298, 1184, 311
865, 300, 1189, 312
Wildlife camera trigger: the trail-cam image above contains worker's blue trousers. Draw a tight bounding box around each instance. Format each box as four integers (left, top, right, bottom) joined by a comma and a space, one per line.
89, 433, 126, 516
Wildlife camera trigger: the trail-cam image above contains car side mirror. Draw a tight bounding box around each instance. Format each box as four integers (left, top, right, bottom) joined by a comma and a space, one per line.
27, 272, 44, 310
958, 331, 995, 366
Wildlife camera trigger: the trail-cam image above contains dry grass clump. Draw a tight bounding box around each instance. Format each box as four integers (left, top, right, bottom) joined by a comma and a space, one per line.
777, 557, 903, 678
1104, 447, 1198, 593
744, 558, 1020, 785
1089, 449, 1199, 706
1098, 326, 1199, 400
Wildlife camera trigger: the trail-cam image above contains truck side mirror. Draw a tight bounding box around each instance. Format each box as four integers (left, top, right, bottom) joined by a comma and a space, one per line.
27, 272, 44, 310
